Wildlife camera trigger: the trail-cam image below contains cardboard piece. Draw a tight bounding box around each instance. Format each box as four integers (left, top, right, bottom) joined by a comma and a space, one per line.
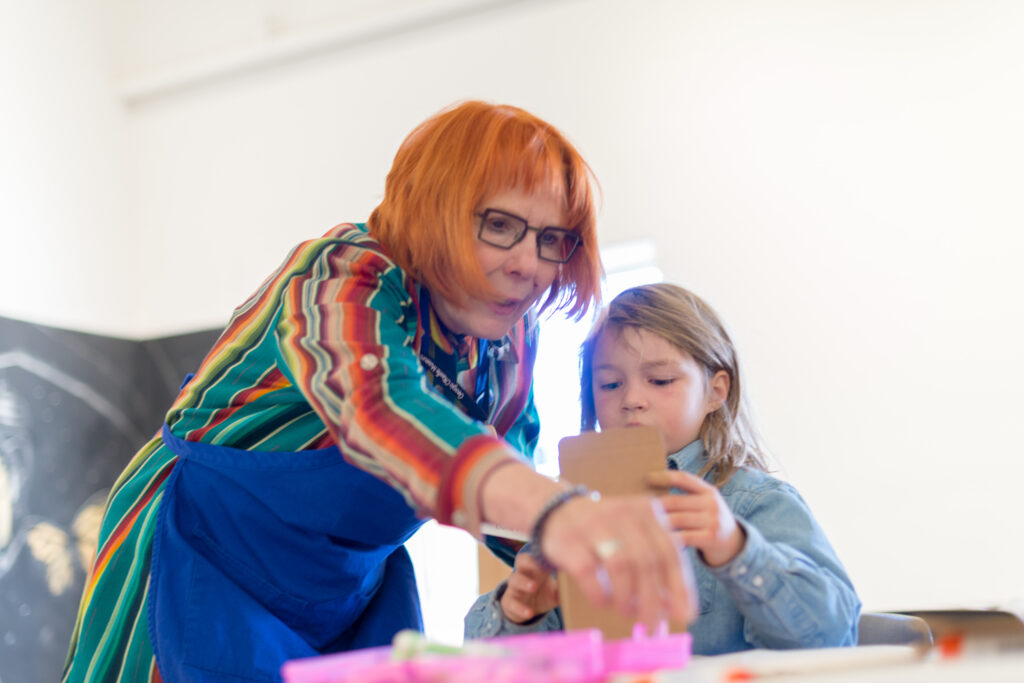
556, 426, 685, 639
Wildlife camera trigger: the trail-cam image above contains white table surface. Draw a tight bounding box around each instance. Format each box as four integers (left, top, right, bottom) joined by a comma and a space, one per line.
647, 645, 1024, 682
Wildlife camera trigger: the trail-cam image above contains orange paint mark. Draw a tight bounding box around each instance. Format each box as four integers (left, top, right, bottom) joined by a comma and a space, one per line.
937, 632, 964, 659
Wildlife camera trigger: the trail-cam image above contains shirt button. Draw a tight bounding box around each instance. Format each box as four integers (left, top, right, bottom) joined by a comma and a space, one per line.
737, 566, 747, 575
360, 353, 379, 371
753, 575, 764, 587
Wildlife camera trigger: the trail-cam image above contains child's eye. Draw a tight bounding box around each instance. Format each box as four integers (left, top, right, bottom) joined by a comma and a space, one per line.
598, 381, 621, 391
650, 378, 676, 387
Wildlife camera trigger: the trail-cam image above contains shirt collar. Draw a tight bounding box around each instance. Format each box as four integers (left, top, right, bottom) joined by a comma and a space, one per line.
488, 335, 518, 364
666, 439, 705, 471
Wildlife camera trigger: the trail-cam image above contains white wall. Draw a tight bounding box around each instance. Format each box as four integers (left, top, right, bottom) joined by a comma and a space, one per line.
4, 0, 1024, 628
0, 1, 128, 334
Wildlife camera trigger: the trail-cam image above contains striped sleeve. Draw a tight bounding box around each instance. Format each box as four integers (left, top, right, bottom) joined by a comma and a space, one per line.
273, 236, 522, 537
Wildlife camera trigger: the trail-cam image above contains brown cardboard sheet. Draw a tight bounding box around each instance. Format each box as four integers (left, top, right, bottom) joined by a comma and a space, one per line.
556, 426, 686, 639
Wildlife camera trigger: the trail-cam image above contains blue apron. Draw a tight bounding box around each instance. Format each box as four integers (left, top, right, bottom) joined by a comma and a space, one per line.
149, 423, 425, 682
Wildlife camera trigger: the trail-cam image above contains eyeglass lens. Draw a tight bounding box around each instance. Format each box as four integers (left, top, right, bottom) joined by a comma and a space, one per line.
478, 210, 579, 263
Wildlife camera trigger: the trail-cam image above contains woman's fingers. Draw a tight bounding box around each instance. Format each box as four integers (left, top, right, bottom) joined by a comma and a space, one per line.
666, 541, 700, 624
623, 500, 679, 630
595, 509, 646, 618
540, 497, 625, 612
540, 494, 699, 628
642, 497, 698, 626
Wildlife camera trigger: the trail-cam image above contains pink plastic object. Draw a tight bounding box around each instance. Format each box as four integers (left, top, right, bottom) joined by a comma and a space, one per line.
604, 624, 692, 675
280, 645, 391, 683
281, 626, 691, 683
488, 628, 605, 680
283, 650, 593, 683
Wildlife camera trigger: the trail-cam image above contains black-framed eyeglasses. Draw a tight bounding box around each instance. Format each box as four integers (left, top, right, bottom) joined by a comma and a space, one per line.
475, 209, 581, 264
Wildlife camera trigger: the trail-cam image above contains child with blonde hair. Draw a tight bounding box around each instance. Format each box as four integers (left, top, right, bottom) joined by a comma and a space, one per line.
466, 282, 860, 654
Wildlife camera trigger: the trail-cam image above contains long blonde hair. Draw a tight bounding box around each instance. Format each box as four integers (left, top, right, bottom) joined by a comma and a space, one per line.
579, 283, 769, 485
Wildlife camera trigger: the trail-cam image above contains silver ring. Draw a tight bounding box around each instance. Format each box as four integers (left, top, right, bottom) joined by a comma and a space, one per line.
595, 538, 623, 560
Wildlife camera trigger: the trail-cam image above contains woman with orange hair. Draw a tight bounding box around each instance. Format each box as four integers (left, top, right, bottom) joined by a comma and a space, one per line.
63, 101, 697, 682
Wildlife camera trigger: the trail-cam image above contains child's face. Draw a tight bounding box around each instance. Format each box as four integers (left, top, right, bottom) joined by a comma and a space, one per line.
591, 326, 726, 454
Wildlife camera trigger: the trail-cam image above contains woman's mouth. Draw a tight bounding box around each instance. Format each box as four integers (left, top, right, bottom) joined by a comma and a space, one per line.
488, 299, 521, 316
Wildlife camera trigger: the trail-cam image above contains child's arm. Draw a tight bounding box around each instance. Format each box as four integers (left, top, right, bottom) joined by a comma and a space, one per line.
649, 470, 861, 650
464, 547, 564, 640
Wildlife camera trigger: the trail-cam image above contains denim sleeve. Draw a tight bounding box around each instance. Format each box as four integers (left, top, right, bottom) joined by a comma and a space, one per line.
463, 581, 564, 640
705, 481, 861, 649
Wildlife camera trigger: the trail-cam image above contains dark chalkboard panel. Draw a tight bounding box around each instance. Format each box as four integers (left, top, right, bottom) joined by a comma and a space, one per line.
0, 316, 219, 683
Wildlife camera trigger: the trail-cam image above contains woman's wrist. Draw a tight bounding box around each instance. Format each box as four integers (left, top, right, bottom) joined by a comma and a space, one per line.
477, 460, 564, 534
529, 485, 598, 570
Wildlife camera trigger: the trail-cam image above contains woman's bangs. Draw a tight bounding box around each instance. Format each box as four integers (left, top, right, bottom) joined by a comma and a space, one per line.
482, 130, 570, 215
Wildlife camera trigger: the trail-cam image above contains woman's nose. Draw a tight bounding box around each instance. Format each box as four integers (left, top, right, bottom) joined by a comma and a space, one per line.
503, 234, 540, 279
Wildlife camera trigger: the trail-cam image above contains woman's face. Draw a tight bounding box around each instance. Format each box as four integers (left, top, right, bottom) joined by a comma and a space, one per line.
430, 187, 564, 340
591, 326, 728, 454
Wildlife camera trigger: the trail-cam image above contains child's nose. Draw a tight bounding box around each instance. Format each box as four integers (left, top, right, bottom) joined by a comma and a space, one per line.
623, 387, 648, 410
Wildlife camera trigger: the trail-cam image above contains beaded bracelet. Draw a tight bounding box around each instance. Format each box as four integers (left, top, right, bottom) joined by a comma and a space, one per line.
530, 484, 600, 570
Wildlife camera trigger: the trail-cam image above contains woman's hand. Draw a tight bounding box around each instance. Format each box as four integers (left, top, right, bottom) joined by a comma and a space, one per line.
539, 493, 699, 631
477, 463, 697, 630
647, 470, 745, 567
500, 552, 559, 624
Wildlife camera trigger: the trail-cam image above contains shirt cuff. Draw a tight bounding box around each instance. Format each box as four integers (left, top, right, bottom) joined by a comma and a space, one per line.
436, 434, 522, 538
705, 519, 781, 604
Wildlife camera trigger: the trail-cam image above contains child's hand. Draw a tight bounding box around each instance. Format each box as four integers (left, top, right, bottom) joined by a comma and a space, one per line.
499, 551, 560, 624
647, 470, 746, 567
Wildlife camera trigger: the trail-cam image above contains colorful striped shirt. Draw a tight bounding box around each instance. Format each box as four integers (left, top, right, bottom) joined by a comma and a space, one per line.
63, 223, 541, 682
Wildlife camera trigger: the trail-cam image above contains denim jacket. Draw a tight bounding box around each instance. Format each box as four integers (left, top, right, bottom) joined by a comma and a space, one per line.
464, 440, 861, 654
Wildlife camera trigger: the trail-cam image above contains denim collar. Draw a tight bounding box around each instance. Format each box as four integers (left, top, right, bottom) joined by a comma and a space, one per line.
666, 439, 705, 471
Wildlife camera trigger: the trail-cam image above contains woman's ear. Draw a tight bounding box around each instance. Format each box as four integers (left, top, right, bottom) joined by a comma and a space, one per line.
707, 370, 730, 412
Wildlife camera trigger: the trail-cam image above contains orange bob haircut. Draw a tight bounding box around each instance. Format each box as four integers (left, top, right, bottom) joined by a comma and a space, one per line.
368, 100, 603, 321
